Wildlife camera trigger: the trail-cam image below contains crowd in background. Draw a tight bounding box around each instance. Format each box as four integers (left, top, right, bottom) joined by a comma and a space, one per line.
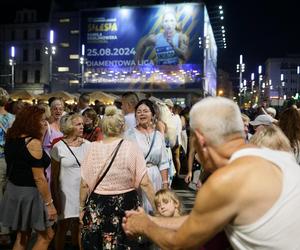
1, 87, 300, 249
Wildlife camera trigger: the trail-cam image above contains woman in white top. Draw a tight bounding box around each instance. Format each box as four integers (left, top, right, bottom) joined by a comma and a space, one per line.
125, 99, 169, 213
51, 113, 90, 250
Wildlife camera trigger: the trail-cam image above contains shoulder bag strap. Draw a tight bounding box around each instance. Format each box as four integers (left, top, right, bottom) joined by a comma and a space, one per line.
61, 139, 81, 167
144, 130, 157, 160
89, 139, 124, 196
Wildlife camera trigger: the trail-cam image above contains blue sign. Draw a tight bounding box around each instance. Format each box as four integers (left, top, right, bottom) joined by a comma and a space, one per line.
81, 3, 205, 89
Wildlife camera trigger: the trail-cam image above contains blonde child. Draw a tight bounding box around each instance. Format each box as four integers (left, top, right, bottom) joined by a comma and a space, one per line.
154, 189, 182, 217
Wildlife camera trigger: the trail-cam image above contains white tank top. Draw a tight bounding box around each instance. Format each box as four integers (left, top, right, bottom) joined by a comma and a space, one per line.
224, 148, 300, 250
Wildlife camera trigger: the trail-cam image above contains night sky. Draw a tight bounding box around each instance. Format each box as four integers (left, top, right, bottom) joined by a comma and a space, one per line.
206, 0, 299, 77
1, 0, 299, 81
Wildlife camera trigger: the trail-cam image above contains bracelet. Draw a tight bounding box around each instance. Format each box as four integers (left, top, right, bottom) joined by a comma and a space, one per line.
45, 199, 53, 206
79, 206, 85, 212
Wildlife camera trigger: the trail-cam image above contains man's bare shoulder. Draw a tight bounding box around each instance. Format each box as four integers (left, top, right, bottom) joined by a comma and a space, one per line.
201, 155, 276, 202
206, 155, 283, 225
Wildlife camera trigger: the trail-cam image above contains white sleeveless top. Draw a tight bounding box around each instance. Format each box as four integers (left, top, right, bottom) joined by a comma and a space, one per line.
224, 148, 300, 250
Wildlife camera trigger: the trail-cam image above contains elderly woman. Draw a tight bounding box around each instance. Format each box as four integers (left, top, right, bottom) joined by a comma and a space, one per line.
0, 106, 57, 250
82, 108, 103, 142
50, 113, 90, 250
43, 98, 64, 183
80, 105, 155, 250
125, 99, 169, 213
249, 124, 293, 152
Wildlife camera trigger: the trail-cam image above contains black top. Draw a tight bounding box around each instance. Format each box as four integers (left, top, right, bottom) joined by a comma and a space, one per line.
5, 137, 50, 187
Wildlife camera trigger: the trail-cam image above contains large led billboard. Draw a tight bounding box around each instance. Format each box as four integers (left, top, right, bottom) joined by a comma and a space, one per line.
204, 7, 217, 96
81, 3, 205, 90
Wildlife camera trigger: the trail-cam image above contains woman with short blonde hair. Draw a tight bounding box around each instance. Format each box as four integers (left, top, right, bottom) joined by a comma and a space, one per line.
80, 105, 155, 249
51, 113, 90, 250
249, 124, 292, 152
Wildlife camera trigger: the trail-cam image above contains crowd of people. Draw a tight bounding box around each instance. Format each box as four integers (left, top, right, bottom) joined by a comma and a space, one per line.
1, 87, 300, 250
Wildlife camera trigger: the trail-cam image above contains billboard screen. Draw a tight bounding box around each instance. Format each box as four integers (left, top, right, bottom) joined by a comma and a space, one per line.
80, 3, 205, 90
204, 7, 217, 96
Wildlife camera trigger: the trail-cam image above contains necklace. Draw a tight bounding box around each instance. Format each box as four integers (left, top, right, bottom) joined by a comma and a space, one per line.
145, 133, 151, 145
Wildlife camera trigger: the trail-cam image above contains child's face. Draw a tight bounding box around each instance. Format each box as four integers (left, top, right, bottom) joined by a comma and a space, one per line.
157, 198, 178, 217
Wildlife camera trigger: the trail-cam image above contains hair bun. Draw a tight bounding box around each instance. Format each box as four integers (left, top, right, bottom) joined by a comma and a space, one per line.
105, 106, 118, 116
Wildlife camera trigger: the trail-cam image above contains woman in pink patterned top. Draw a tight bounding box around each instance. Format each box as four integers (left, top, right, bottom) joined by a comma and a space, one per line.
80, 105, 155, 250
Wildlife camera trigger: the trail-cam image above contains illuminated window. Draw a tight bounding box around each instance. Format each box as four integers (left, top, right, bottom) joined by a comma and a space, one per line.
69, 80, 79, 84
60, 43, 70, 48
70, 30, 79, 34
69, 54, 79, 59
59, 18, 70, 23
58, 67, 69, 72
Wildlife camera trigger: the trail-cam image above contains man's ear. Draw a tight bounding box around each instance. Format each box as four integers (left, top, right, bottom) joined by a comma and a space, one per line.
194, 129, 206, 147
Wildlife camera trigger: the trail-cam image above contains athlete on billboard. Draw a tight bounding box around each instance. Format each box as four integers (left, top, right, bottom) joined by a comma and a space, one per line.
135, 10, 189, 65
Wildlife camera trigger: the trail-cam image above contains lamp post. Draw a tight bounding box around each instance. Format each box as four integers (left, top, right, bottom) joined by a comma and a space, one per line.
236, 54, 245, 107
258, 65, 263, 103
279, 73, 285, 106
46, 30, 56, 92
9, 46, 16, 90
79, 44, 85, 88
297, 66, 300, 95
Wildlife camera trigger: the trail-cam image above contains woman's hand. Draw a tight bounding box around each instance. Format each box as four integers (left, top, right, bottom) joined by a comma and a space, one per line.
185, 171, 192, 183
79, 210, 85, 225
47, 203, 57, 222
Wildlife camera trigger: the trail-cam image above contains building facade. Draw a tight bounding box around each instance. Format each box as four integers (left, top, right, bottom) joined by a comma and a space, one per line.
0, 9, 49, 94
265, 56, 300, 105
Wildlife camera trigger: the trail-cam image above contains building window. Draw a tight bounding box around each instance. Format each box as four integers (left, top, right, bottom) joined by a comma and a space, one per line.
23, 30, 28, 40
35, 70, 40, 83
22, 70, 28, 83
36, 29, 40, 39
58, 67, 69, 72
23, 49, 28, 62
23, 13, 28, 23
280, 63, 288, 69
11, 30, 15, 41
69, 80, 79, 84
70, 30, 79, 34
35, 49, 41, 61
59, 18, 70, 23
60, 43, 70, 48
69, 54, 79, 59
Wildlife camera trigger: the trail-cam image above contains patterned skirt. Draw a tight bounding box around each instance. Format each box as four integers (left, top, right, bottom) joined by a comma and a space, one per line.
81, 190, 141, 250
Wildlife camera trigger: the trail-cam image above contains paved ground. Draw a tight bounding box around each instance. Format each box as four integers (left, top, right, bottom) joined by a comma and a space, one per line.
172, 175, 197, 213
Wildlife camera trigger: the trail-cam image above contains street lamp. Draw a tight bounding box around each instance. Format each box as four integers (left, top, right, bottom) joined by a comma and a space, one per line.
279, 73, 285, 106
79, 44, 85, 88
236, 54, 245, 106
9, 46, 16, 90
258, 65, 263, 103
297, 66, 300, 95
45, 30, 56, 92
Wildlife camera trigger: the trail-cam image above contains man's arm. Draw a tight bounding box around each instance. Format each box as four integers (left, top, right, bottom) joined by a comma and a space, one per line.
150, 214, 188, 230
124, 167, 239, 249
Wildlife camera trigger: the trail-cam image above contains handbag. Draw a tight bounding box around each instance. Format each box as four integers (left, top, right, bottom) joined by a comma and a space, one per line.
85, 139, 124, 204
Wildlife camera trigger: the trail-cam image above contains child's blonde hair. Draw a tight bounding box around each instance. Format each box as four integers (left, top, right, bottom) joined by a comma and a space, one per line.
154, 189, 183, 216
